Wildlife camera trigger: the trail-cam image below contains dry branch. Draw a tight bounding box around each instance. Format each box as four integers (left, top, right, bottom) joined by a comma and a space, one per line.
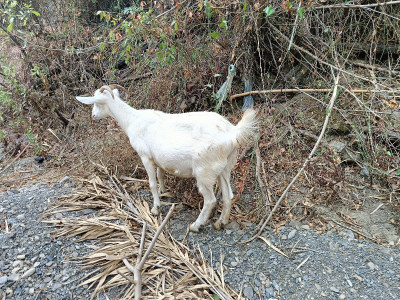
314, 1, 400, 9
243, 73, 341, 244
0, 144, 29, 175
230, 88, 389, 101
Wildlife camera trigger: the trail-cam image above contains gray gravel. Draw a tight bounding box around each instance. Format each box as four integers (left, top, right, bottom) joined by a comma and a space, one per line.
0, 182, 97, 300
1, 182, 400, 299
169, 210, 400, 300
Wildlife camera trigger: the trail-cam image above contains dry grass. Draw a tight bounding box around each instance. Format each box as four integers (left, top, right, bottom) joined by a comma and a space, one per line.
44, 168, 242, 299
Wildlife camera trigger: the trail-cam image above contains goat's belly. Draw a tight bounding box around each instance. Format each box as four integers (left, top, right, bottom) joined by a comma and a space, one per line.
161, 166, 193, 178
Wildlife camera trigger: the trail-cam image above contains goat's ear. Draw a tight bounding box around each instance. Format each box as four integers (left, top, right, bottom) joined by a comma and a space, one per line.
75, 96, 105, 105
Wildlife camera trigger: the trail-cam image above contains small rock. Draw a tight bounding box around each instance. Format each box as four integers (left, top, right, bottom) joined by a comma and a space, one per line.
44, 277, 52, 283
244, 270, 253, 276
16, 214, 25, 220
13, 260, 23, 267
330, 286, 340, 293
231, 261, 238, 267
29, 287, 35, 295
301, 224, 310, 230
329, 141, 346, 152
272, 281, 279, 290
329, 242, 339, 252
243, 286, 254, 299
46, 261, 54, 267
21, 267, 36, 279
288, 229, 297, 239
52, 282, 62, 290
360, 165, 370, 179
265, 287, 274, 298
225, 221, 240, 230
367, 262, 375, 270
288, 220, 301, 229
6, 288, 13, 296
0, 275, 8, 285
9, 273, 20, 282
339, 293, 346, 299
343, 229, 355, 240
259, 272, 267, 281
59, 176, 71, 186
241, 221, 253, 228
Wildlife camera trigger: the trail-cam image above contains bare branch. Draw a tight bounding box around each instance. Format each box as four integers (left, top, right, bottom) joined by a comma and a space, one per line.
243, 73, 341, 244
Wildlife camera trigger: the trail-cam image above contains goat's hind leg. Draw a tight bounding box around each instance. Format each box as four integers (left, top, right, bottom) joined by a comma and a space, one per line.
214, 172, 234, 230
189, 177, 217, 232
157, 167, 166, 194
141, 157, 161, 215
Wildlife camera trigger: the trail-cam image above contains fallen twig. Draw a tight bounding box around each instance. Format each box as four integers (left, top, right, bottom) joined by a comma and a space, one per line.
123, 204, 175, 300
328, 219, 381, 244
255, 145, 270, 211
243, 73, 341, 244
295, 255, 310, 271
0, 144, 29, 175
258, 236, 288, 258
370, 203, 384, 215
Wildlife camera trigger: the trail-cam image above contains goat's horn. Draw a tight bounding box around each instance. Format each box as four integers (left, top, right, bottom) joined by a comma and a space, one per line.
99, 85, 114, 99
109, 84, 128, 94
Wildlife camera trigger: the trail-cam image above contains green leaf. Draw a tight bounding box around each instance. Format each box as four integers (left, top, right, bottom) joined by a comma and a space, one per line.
32, 10, 41, 17
219, 18, 227, 30
263, 6, 275, 18
7, 21, 14, 32
297, 7, 305, 18
209, 31, 220, 39
212, 294, 220, 300
213, 73, 222, 77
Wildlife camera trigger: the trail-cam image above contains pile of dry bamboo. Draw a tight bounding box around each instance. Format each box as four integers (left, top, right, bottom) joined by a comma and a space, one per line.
44, 174, 241, 299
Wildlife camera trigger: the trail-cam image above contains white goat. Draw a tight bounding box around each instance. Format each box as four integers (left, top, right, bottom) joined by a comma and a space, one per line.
76, 85, 258, 232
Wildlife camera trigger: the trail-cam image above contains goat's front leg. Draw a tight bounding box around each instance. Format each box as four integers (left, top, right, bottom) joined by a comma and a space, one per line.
157, 167, 166, 194
141, 157, 161, 215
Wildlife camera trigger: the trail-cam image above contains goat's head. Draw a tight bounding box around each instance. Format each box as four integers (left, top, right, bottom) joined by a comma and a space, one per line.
76, 85, 127, 120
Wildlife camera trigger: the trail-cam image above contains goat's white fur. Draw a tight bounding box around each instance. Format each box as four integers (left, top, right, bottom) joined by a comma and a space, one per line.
76, 85, 258, 232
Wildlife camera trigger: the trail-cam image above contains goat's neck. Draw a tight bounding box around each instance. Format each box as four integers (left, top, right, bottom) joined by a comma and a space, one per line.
107, 97, 137, 132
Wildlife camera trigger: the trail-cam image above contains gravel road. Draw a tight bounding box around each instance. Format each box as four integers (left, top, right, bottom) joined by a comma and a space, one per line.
1, 181, 399, 300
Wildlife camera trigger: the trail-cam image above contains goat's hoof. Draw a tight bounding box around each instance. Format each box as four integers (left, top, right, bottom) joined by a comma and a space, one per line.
151, 206, 160, 215
213, 220, 223, 231
189, 223, 200, 233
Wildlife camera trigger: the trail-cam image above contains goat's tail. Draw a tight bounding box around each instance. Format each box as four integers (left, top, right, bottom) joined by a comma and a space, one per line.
235, 108, 259, 145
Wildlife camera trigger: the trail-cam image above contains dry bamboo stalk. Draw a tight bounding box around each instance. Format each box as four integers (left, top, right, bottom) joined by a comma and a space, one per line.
123, 204, 175, 300
230, 88, 383, 101
243, 73, 341, 244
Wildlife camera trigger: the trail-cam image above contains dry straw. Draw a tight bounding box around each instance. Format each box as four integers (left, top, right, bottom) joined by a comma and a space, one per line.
44, 173, 241, 299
